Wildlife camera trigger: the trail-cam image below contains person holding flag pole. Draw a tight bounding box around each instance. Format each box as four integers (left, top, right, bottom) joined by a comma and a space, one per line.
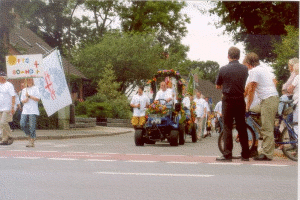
20, 78, 41, 147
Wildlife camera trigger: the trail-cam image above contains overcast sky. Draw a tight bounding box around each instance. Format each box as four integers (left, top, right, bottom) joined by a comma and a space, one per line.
181, 1, 246, 67
75, 1, 247, 68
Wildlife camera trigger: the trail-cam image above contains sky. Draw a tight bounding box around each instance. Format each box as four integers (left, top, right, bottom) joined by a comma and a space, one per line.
181, 1, 246, 67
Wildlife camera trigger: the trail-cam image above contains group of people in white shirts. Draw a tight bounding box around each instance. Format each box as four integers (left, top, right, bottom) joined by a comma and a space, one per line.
0, 72, 40, 148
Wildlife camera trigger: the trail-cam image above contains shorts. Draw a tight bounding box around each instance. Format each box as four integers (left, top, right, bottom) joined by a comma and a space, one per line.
131, 116, 146, 126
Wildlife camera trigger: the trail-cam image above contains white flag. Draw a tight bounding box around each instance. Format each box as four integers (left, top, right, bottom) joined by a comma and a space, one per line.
34, 50, 72, 116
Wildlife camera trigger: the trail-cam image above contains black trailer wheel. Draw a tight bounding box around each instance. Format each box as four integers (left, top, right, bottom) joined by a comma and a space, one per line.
191, 123, 197, 143
134, 129, 144, 146
179, 124, 185, 145
170, 130, 179, 146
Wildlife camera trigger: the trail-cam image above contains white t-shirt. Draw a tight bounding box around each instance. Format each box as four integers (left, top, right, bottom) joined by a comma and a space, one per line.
204, 101, 210, 112
292, 75, 299, 104
14, 94, 21, 110
0, 81, 16, 111
214, 101, 222, 118
245, 74, 261, 109
155, 90, 172, 103
194, 98, 206, 118
21, 86, 41, 115
130, 94, 150, 117
182, 96, 190, 109
247, 65, 278, 100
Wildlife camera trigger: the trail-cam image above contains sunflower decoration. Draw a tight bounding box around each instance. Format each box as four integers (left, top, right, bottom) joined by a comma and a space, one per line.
146, 101, 168, 116
7, 55, 17, 66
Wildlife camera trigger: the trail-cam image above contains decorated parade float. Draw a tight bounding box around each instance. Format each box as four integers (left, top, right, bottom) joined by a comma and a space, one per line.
134, 69, 197, 146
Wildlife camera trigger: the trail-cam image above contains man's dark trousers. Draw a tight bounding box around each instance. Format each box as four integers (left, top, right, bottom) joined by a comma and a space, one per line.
222, 95, 249, 159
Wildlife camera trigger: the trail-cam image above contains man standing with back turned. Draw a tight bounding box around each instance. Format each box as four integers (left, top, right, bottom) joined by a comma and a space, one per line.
215, 47, 250, 162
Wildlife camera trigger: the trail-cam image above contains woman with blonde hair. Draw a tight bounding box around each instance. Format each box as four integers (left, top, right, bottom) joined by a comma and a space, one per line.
20, 78, 41, 147
287, 63, 299, 134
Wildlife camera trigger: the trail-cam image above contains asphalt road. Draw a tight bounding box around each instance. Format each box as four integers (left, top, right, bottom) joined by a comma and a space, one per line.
0, 131, 298, 200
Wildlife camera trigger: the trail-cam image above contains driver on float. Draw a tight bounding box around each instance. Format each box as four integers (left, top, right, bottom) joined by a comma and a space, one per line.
154, 81, 173, 108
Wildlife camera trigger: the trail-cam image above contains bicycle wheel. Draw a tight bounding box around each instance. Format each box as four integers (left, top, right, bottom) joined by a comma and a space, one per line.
280, 122, 298, 161
218, 124, 256, 156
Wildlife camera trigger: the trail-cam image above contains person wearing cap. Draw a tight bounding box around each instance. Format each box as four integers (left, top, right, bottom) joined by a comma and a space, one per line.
0, 71, 16, 145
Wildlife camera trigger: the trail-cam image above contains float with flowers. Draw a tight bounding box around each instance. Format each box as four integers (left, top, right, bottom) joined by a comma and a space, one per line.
134, 69, 197, 147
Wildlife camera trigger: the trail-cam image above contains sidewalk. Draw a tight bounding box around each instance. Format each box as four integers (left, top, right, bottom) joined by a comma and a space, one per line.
9, 126, 134, 140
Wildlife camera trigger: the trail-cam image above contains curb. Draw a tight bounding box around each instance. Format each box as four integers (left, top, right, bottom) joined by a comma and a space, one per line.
12, 131, 133, 141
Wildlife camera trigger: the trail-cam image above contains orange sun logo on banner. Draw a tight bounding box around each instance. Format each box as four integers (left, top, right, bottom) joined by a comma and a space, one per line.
7, 55, 17, 66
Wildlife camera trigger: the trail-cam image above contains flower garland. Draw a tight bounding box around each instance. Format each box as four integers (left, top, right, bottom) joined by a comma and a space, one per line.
146, 101, 168, 116
146, 69, 186, 102
189, 101, 196, 124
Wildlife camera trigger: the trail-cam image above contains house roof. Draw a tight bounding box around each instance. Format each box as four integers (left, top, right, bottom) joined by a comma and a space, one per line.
195, 79, 222, 105
9, 26, 87, 79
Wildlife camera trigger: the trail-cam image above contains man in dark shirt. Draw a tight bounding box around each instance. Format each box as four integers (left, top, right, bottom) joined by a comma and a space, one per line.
215, 47, 250, 162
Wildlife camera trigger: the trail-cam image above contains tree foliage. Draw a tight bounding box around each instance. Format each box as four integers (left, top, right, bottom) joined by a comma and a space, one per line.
272, 25, 299, 95
210, 1, 299, 61
118, 1, 190, 47
74, 31, 164, 94
178, 60, 219, 84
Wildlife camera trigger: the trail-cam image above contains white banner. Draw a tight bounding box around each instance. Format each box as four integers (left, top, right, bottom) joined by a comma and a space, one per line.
6, 54, 44, 79
34, 50, 72, 116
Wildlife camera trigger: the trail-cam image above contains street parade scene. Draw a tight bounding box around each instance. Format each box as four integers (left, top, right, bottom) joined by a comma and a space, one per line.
0, 1, 298, 200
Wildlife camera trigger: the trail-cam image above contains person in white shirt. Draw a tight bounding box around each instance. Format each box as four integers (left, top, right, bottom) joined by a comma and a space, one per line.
155, 82, 172, 107
194, 92, 206, 140
130, 86, 150, 128
166, 81, 177, 104
278, 58, 298, 123
245, 52, 279, 161
0, 71, 16, 145
214, 100, 222, 132
182, 93, 192, 117
20, 78, 41, 147
203, 97, 211, 136
287, 63, 299, 134
9, 92, 22, 132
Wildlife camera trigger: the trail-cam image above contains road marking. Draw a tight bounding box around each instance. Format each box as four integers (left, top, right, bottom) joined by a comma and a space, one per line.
126, 154, 152, 156
86, 159, 117, 162
252, 164, 289, 167
8, 150, 28, 152
159, 155, 185, 157
65, 151, 87, 154
208, 162, 243, 165
62, 155, 110, 158
96, 172, 214, 177
15, 157, 41, 159
125, 160, 158, 163
53, 145, 69, 147
166, 162, 200, 164
34, 151, 59, 153
0, 157, 8, 158
48, 158, 78, 161
95, 152, 119, 155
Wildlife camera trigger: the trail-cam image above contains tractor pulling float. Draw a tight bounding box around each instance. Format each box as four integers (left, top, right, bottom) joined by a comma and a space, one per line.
134, 69, 197, 146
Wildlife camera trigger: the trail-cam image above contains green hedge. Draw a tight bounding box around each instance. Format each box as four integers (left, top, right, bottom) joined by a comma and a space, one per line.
37, 102, 58, 129
75, 94, 132, 119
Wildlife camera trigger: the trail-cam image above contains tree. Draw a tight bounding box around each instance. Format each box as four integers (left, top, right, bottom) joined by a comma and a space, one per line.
84, 0, 118, 38
118, 1, 190, 47
272, 25, 299, 95
74, 31, 164, 95
178, 60, 219, 84
0, 0, 15, 71
210, 1, 299, 61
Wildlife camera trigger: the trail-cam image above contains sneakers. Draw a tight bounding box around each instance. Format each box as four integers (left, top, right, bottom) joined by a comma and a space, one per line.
26, 139, 35, 148
0, 137, 14, 145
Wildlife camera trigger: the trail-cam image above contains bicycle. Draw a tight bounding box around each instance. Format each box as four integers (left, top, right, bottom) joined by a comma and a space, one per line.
218, 100, 298, 161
